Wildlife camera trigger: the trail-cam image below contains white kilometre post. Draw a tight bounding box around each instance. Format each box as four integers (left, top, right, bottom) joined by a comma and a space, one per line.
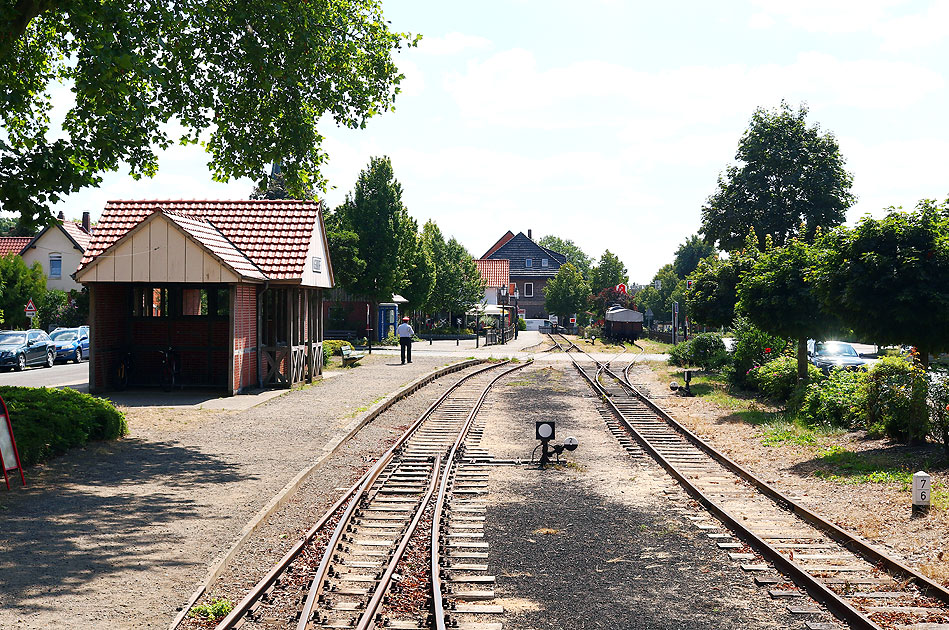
912, 471, 931, 516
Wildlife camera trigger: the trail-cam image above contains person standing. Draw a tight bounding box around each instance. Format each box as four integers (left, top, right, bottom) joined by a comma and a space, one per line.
397, 316, 414, 364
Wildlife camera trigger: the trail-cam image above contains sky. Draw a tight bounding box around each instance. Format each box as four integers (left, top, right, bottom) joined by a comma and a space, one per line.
24, 0, 949, 281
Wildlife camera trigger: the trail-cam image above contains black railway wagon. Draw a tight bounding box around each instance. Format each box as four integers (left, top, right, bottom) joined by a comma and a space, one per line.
604, 305, 644, 341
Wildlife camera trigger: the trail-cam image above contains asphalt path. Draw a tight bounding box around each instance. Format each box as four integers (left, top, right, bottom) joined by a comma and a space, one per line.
0, 361, 88, 389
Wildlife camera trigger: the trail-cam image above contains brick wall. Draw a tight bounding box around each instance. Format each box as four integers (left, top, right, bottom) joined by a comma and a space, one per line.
233, 284, 257, 393
90, 284, 130, 392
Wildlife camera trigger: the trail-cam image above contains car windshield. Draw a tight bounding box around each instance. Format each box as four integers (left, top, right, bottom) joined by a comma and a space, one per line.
51, 330, 78, 341
816, 342, 858, 357
0, 332, 26, 345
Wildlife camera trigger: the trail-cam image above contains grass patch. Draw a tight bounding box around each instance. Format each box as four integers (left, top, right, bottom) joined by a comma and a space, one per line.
506, 379, 531, 387
189, 597, 234, 621
634, 338, 673, 354
760, 420, 819, 447
812, 445, 923, 486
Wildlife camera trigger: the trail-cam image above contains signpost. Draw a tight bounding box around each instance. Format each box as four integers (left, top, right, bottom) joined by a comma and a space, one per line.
0, 396, 26, 489
913, 471, 931, 516
24, 298, 37, 321
615, 283, 627, 294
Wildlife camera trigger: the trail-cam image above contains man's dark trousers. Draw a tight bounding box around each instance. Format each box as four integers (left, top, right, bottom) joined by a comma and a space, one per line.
400, 337, 412, 363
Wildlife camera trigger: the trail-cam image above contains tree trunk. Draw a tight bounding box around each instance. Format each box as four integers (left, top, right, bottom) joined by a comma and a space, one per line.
917, 345, 930, 370
797, 336, 808, 381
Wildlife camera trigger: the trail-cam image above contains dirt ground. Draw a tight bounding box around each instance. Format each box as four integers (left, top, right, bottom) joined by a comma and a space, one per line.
477, 364, 836, 629
630, 362, 949, 587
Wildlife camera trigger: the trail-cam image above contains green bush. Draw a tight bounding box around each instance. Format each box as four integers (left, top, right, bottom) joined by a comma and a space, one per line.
927, 373, 949, 462
667, 340, 694, 367
863, 356, 928, 443
726, 316, 789, 389
688, 333, 729, 371
0, 386, 127, 467
749, 356, 811, 401
322, 340, 351, 366
800, 369, 867, 428
517, 317, 526, 331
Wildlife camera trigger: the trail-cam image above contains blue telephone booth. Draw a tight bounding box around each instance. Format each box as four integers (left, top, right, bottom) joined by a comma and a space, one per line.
378, 303, 399, 341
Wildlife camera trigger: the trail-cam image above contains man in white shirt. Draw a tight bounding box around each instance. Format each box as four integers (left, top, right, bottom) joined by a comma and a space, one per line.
397, 316, 414, 364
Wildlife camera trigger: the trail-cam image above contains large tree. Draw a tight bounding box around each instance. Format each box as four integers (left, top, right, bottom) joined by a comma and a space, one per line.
813, 199, 949, 369
544, 263, 590, 323
637, 263, 682, 321
422, 221, 483, 318
737, 238, 840, 379
335, 156, 413, 303
0, 254, 46, 329
590, 250, 628, 295
397, 218, 436, 313
1, 2, 417, 230
700, 102, 854, 251
673, 234, 717, 279
686, 232, 760, 328
537, 235, 592, 280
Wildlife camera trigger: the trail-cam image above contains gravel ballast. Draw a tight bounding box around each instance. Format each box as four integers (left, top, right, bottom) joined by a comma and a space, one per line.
0, 354, 474, 629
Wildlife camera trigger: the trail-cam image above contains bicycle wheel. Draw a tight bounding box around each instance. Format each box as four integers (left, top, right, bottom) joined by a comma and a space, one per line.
116, 361, 129, 390
161, 363, 174, 392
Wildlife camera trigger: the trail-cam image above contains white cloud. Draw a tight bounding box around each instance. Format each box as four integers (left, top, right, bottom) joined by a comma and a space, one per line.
750, 0, 949, 50
747, 13, 776, 29
417, 32, 492, 56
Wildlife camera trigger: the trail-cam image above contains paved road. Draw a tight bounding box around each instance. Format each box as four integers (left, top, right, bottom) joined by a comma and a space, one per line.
0, 361, 88, 389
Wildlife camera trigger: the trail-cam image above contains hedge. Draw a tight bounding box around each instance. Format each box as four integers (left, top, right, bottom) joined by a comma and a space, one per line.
0, 386, 127, 467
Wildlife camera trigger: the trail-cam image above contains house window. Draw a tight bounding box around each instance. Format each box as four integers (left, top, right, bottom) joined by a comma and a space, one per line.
524, 282, 534, 298
525, 258, 533, 268
49, 253, 62, 279
542, 258, 548, 267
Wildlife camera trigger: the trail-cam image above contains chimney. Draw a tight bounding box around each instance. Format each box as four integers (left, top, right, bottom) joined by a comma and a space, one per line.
527, 229, 532, 240
57, 210, 65, 220
82, 211, 91, 233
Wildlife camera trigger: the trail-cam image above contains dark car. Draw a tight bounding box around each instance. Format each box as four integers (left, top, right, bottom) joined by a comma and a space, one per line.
50, 327, 90, 363
0, 329, 55, 371
808, 340, 877, 374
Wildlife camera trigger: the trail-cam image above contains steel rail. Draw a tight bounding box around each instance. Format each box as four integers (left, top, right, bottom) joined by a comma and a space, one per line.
294, 361, 507, 630
561, 341, 949, 628
431, 361, 531, 630
574, 362, 883, 630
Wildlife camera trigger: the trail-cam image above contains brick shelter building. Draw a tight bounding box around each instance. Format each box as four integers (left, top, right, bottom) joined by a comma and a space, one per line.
481, 230, 566, 319
74, 200, 333, 395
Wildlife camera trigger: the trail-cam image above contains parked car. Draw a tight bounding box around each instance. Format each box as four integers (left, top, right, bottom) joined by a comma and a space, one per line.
0, 329, 55, 371
808, 340, 877, 373
50, 327, 90, 363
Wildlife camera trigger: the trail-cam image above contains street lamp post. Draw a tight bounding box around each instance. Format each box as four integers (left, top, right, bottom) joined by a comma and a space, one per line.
514, 288, 519, 339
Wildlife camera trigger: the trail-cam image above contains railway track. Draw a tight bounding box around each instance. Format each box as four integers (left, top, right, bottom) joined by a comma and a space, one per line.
548, 332, 949, 630
213, 360, 526, 630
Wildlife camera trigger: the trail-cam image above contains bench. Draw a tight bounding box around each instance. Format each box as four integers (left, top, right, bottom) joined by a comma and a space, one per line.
341, 344, 366, 367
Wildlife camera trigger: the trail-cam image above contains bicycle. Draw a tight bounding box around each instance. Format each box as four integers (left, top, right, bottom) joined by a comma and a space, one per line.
160, 346, 181, 392
115, 350, 133, 390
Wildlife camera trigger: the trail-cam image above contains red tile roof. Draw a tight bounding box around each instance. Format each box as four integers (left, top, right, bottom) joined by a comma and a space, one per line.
78, 199, 322, 280
475, 258, 510, 288
60, 221, 92, 251
0, 237, 31, 257
162, 210, 267, 281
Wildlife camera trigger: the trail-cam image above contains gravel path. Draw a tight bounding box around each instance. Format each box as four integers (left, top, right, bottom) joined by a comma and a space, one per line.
478, 362, 839, 629
0, 353, 468, 629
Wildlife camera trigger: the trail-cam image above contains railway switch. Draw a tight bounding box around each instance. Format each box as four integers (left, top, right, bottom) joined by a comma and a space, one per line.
534, 421, 579, 465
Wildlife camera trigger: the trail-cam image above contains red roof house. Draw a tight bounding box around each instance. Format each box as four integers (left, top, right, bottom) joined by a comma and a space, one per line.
75, 200, 334, 394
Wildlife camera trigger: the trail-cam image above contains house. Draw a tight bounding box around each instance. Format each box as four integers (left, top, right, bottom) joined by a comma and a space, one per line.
19, 211, 93, 291
474, 259, 510, 306
74, 199, 333, 395
482, 230, 566, 320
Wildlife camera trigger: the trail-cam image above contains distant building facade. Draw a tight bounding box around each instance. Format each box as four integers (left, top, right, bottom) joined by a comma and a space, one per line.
482, 230, 566, 320
20, 212, 93, 291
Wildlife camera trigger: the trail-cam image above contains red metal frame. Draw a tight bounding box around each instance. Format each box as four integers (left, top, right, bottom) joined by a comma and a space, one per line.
0, 396, 26, 489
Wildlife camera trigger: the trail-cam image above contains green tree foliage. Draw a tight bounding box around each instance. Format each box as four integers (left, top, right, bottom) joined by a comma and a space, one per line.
422, 221, 483, 316
673, 234, 716, 279
335, 157, 413, 303
701, 102, 854, 251
544, 263, 590, 322
0, 254, 45, 328
738, 238, 840, 379
324, 215, 367, 292
637, 264, 682, 321
36, 288, 87, 330
537, 235, 592, 280
590, 249, 628, 295
727, 315, 790, 389
397, 219, 436, 312
0, 216, 33, 236
1, 2, 417, 230
686, 231, 760, 328
812, 199, 949, 368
